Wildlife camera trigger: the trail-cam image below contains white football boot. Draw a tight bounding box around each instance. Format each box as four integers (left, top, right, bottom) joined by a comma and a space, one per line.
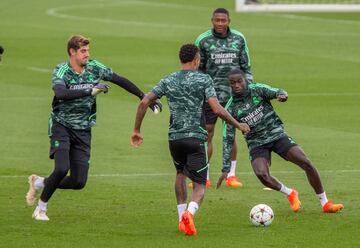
32, 207, 49, 221
26, 174, 39, 206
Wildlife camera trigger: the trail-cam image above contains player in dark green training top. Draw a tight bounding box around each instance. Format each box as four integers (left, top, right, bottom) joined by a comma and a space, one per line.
195, 8, 253, 188
131, 44, 249, 235
26, 35, 162, 221
218, 69, 344, 213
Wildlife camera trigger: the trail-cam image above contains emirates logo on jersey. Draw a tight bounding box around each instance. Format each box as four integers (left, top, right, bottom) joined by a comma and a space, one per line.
210, 52, 237, 65
69, 84, 93, 90
240, 105, 264, 125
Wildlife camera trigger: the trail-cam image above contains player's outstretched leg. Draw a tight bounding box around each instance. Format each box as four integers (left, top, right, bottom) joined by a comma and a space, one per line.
26, 174, 45, 206
284, 146, 343, 213
252, 157, 301, 212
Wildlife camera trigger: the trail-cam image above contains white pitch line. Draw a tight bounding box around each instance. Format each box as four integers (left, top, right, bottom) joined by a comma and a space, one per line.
291, 92, 360, 97
243, 26, 360, 38
27, 66, 51, 73
267, 13, 360, 26
1, 169, 359, 179
46, 1, 204, 30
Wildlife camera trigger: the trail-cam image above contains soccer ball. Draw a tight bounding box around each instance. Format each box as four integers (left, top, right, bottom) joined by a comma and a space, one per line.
249, 204, 274, 226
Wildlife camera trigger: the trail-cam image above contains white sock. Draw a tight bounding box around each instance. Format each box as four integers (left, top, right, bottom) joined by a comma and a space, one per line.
279, 184, 292, 195
177, 203, 187, 222
206, 164, 210, 180
317, 192, 328, 207
38, 199, 47, 211
227, 160, 237, 178
187, 201, 199, 216
35, 176, 45, 190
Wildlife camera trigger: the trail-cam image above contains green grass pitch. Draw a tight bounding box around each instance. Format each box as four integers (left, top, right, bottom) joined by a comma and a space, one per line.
0, 0, 359, 247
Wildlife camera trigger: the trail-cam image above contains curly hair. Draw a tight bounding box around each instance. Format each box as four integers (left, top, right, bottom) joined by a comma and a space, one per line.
179, 44, 199, 64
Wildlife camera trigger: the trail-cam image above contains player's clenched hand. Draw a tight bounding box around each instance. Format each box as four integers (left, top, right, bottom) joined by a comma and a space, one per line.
149, 99, 163, 114
277, 91, 288, 102
216, 172, 228, 189
131, 132, 143, 147
238, 123, 250, 135
91, 83, 110, 96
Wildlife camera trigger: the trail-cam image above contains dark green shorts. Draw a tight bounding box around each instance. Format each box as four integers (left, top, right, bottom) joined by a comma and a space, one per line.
169, 138, 208, 184
249, 135, 298, 162
48, 119, 91, 165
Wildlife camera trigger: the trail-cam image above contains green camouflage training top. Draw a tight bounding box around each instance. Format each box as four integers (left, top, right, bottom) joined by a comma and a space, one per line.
51, 59, 113, 130
152, 70, 217, 141
222, 83, 287, 172
195, 28, 253, 104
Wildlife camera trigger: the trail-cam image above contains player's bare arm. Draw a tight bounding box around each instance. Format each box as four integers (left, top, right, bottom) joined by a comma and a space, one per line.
208, 96, 250, 134
131, 92, 158, 147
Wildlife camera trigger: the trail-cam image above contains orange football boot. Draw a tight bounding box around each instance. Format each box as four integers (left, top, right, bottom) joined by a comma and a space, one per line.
225, 176, 243, 187
181, 210, 197, 236
178, 220, 186, 233
287, 189, 301, 213
322, 201, 344, 213
205, 180, 211, 188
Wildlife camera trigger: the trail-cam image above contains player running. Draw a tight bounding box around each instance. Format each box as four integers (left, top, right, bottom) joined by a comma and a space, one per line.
217, 69, 344, 213
195, 8, 253, 187
131, 44, 250, 235
26, 35, 162, 221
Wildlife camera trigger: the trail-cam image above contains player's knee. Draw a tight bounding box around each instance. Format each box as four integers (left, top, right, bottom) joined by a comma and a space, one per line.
73, 179, 87, 190
255, 170, 271, 184
300, 157, 314, 171
53, 168, 68, 178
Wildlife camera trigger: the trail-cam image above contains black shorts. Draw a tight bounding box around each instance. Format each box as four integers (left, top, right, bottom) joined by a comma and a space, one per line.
169, 138, 208, 184
249, 135, 298, 162
48, 118, 91, 166
204, 101, 225, 125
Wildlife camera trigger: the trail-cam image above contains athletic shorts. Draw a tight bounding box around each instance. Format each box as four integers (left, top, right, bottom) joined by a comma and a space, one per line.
204, 101, 225, 125
48, 118, 91, 165
249, 135, 298, 162
169, 138, 208, 184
